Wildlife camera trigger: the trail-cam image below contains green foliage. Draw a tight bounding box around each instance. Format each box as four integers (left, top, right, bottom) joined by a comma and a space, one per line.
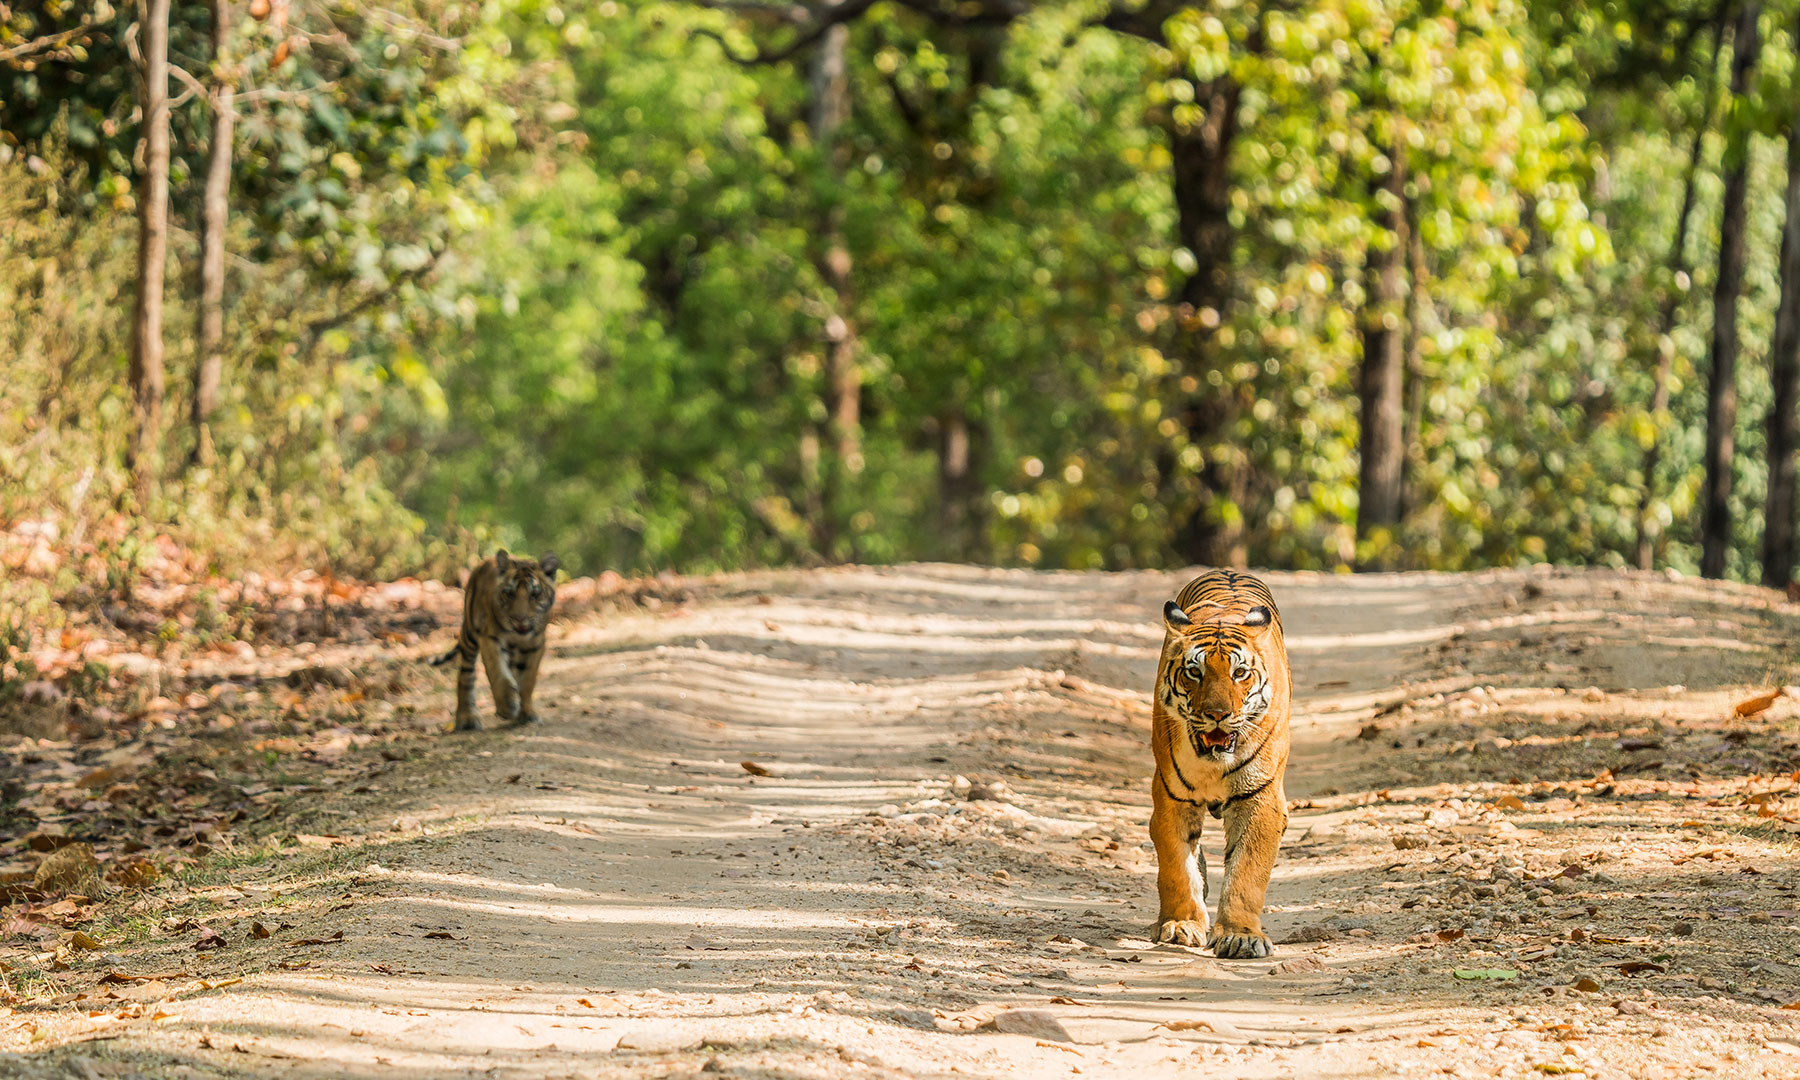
5, 0, 1800, 582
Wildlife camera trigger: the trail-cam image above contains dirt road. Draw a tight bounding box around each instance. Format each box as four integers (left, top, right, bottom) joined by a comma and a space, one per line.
9, 565, 1800, 1078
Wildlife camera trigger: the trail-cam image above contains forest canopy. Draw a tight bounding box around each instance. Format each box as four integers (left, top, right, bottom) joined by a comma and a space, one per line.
5, 0, 1800, 588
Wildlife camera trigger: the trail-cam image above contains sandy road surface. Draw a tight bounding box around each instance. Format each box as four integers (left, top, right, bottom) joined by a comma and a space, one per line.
9, 565, 1800, 1079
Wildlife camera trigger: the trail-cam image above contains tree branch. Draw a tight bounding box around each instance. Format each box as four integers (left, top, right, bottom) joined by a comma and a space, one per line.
167, 62, 210, 109
0, 22, 98, 65
304, 247, 447, 346
1095, 1, 1177, 43
689, 0, 882, 66
891, 0, 1028, 28
364, 7, 463, 51
684, 0, 814, 24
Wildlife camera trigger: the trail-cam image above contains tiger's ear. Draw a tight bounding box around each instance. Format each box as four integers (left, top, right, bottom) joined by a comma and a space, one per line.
538, 552, 561, 578
1241, 605, 1275, 632
494, 549, 511, 571
1163, 600, 1193, 630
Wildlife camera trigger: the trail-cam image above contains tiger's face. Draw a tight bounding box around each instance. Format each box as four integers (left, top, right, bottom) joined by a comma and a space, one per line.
1158, 602, 1275, 760
494, 550, 560, 636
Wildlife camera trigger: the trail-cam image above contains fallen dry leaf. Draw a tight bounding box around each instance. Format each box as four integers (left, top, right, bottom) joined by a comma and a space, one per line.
422, 931, 458, 940
1495, 795, 1527, 812
1735, 689, 1785, 717
1572, 977, 1602, 993
1160, 1019, 1216, 1032
108, 858, 161, 889
100, 970, 187, 984
251, 922, 271, 940
740, 760, 772, 777
288, 930, 346, 947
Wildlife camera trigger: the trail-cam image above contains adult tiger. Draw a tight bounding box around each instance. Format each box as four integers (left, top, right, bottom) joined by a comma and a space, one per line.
1149, 568, 1292, 959
430, 550, 560, 731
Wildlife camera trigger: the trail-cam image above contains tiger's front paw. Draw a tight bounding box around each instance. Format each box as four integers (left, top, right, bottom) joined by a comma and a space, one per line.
1208, 923, 1272, 959
1155, 917, 1210, 947
507, 709, 541, 727
451, 712, 482, 732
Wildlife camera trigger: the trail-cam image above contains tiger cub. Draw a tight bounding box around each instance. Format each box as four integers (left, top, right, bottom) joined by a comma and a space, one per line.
431, 550, 560, 731
1149, 569, 1292, 959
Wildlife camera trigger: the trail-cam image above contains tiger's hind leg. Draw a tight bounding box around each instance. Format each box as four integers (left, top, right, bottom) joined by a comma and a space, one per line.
506, 643, 545, 726
1150, 778, 1210, 946
1210, 778, 1287, 959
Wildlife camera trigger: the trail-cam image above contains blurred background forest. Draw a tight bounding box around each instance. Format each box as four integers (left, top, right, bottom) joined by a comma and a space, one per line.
7, 0, 1800, 596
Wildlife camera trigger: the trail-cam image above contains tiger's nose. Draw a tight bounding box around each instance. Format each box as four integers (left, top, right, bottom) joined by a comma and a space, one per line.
1200, 709, 1231, 726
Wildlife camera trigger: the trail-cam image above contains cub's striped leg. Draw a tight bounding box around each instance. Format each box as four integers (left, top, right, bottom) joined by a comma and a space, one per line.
1210, 778, 1288, 959
480, 638, 519, 723
1150, 779, 1210, 946
507, 643, 545, 726
450, 635, 482, 732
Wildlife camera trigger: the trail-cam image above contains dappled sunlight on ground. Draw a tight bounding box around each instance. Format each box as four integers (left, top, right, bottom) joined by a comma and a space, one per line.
7, 566, 1800, 1078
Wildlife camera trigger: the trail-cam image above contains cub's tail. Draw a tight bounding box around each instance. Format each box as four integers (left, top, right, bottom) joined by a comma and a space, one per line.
428, 643, 462, 667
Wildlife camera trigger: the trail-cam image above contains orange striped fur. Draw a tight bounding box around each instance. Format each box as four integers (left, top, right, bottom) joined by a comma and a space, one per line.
431, 550, 559, 731
1149, 569, 1291, 958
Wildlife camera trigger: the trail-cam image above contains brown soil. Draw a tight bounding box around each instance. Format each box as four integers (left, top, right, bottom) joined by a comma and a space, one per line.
6, 565, 1800, 1079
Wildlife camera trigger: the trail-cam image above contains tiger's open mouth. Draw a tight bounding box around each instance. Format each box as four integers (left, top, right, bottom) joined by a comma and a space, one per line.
1191, 727, 1235, 757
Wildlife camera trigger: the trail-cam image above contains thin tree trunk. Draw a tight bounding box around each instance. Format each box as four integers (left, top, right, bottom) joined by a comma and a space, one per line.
935, 409, 985, 557
807, 11, 860, 557
1400, 191, 1429, 519
128, 0, 173, 497
1168, 70, 1245, 568
1701, 0, 1762, 579
190, 0, 235, 468
1356, 148, 1409, 568
1639, 6, 1728, 571
1764, 14, 1800, 587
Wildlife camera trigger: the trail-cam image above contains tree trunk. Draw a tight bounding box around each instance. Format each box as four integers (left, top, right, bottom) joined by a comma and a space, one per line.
1167, 71, 1245, 568
128, 0, 173, 497
1639, 7, 1729, 571
1356, 148, 1409, 568
934, 409, 985, 558
1701, 0, 1761, 579
807, 12, 860, 557
190, 0, 234, 467
1765, 19, 1800, 588
1400, 191, 1429, 519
